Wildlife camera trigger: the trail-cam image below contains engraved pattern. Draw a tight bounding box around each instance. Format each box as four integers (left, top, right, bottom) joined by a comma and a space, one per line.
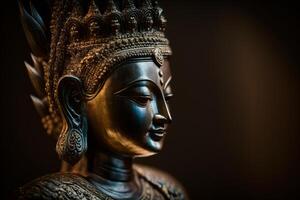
19, 173, 111, 200
56, 123, 88, 164
19, 166, 187, 200
135, 165, 187, 200
153, 47, 164, 66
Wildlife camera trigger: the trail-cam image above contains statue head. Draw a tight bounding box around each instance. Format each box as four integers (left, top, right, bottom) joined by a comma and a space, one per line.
20, 0, 172, 165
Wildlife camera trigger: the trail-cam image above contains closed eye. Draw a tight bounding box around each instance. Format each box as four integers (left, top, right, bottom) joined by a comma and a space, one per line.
129, 95, 153, 107
114, 81, 153, 107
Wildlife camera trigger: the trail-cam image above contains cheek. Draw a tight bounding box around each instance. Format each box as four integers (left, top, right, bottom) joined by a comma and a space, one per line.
112, 97, 153, 138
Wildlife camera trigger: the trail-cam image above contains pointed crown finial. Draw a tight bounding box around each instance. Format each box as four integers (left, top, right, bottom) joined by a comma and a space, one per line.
86, 0, 101, 18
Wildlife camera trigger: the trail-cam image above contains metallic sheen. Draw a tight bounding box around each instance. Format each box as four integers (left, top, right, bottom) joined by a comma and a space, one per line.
18, 0, 188, 199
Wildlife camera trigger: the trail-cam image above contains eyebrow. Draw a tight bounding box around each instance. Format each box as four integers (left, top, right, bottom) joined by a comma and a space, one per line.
114, 79, 159, 95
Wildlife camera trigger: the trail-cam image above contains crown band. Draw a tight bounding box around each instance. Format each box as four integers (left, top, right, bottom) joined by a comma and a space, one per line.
64, 31, 171, 95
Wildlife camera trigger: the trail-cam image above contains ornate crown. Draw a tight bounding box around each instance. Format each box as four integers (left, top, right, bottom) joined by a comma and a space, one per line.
20, 0, 171, 137
66, 0, 168, 42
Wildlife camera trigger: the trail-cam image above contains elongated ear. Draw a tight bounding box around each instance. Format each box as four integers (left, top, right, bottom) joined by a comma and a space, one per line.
56, 75, 88, 165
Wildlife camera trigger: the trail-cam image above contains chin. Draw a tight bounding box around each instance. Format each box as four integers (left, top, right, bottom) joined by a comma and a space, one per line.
103, 128, 166, 157
139, 133, 166, 156
125, 141, 164, 158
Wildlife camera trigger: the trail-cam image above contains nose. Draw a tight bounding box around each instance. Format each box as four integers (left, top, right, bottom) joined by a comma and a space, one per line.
153, 112, 172, 126
153, 93, 173, 126
153, 114, 167, 124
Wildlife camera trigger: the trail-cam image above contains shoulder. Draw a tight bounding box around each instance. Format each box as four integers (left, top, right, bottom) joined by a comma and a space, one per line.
18, 172, 106, 200
134, 164, 189, 200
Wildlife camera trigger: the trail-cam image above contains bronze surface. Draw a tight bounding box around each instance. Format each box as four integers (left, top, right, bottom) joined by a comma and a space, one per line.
18, 0, 187, 199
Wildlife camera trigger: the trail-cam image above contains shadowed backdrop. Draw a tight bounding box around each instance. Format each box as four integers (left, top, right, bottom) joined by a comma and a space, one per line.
1, 1, 300, 199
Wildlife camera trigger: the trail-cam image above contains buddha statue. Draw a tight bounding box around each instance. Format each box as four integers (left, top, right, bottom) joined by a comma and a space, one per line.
18, 0, 187, 199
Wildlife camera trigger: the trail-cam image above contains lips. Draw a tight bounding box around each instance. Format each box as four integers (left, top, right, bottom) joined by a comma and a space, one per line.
149, 128, 166, 141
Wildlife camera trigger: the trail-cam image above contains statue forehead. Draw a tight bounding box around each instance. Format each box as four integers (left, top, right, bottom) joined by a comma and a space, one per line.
105, 59, 171, 88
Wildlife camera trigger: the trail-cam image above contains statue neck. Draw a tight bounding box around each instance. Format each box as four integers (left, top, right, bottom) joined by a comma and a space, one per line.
87, 150, 142, 199
90, 151, 133, 181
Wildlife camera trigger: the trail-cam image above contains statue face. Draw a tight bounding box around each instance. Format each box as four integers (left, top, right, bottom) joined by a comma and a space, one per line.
86, 58, 173, 157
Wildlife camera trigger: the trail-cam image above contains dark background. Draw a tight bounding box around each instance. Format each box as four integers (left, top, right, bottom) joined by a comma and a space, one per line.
1, 1, 300, 199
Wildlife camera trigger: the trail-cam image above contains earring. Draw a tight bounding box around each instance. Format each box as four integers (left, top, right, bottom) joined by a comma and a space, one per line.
56, 127, 87, 165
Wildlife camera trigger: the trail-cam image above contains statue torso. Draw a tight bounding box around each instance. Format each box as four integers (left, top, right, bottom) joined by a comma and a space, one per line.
18, 165, 186, 200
